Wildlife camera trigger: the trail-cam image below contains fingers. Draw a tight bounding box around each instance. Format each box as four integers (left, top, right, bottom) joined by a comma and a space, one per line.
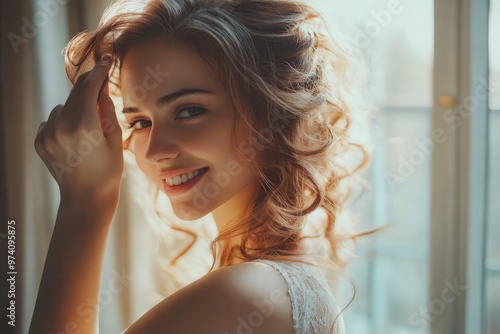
97, 87, 122, 146
33, 58, 124, 191
34, 104, 64, 158
80, 58, 112, 127
45, 104, 64, 130
63, 57, 112, 130
34, 122, 47, 157
81, 57, 112, 106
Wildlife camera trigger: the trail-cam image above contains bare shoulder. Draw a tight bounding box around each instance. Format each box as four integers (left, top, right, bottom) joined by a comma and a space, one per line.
123, 261, 293, 334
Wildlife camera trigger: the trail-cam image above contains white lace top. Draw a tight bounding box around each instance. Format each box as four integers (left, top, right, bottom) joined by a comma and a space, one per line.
251, 259, 346, 334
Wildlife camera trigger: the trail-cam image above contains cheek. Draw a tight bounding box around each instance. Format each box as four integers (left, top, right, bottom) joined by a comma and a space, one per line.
180, 117, 234, 157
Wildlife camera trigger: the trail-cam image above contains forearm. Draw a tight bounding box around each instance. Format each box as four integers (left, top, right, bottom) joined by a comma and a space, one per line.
29, 195, 118, 334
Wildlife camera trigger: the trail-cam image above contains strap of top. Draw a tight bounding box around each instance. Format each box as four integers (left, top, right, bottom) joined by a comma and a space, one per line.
252, 259, 346, 334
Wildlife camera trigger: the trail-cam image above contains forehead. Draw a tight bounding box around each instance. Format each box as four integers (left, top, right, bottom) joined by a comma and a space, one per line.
120, 38, 222, 95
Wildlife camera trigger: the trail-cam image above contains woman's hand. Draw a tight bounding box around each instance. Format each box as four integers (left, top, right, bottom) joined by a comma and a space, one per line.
29, 58, 124, 334
34, 57, 123, 204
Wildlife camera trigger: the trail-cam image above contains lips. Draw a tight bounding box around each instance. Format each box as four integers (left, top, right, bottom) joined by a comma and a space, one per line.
161, 167, 209, 196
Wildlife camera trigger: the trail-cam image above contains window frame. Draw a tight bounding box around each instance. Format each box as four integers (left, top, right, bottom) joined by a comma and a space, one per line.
431, 0, 490, 333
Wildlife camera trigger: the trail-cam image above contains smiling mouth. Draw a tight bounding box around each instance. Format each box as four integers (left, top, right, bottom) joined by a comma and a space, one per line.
165, 167, 209, 187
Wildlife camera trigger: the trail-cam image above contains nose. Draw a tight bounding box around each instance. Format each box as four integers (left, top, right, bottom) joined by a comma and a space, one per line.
144, 125, 180, 164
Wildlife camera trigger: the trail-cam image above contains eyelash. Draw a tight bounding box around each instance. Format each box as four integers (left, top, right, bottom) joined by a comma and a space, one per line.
127, 106, 207, 131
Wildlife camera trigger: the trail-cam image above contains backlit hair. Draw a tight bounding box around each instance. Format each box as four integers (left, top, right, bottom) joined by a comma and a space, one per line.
65, 0, 377, 326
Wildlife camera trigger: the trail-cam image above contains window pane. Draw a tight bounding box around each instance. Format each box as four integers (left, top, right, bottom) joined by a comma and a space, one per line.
486, 1, 500, 332
312, 1, 433, 333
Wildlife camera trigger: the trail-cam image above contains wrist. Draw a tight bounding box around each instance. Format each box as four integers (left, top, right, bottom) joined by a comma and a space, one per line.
59, 188, 120, 221
60, 179, 121, 203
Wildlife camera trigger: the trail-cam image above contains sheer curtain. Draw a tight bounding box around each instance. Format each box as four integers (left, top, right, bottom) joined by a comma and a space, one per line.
1, 1, 217, 333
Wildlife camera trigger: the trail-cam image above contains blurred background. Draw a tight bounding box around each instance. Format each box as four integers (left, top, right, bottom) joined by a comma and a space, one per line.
1, 0, 498, 333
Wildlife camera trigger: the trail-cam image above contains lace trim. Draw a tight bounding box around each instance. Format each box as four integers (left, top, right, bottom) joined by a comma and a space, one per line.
251, 259, 345, 334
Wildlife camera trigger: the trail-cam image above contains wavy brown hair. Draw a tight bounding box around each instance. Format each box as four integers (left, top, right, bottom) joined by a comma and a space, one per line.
65, 0, 376, 327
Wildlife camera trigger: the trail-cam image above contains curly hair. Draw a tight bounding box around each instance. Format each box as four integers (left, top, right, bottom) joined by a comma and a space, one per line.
64, 0, 376, 321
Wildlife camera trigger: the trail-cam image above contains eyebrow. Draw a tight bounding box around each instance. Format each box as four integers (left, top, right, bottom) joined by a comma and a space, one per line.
122, 88, 214, 114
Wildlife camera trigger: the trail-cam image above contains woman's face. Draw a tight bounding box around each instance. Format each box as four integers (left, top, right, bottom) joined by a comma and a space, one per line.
120, 38, 258, 220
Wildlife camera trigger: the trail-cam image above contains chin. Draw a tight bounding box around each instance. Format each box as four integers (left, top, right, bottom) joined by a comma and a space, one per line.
172, 202, 211, 221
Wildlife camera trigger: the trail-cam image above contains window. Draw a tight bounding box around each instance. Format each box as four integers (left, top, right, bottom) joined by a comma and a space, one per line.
311, 0, 433, 332
312, 0, 498, 333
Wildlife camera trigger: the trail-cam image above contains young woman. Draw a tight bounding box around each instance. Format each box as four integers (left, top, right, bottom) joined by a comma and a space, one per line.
30, 0, 372, 333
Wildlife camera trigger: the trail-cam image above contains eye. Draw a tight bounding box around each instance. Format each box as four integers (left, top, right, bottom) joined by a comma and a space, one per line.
176, 106, 207, 120
128, 119, 151, 131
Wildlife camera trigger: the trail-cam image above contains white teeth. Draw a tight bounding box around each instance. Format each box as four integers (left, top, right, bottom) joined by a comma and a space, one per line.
165, 168, 205, 187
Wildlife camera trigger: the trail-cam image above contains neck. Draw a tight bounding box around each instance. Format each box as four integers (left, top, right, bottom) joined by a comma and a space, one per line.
212, 182, 258, 265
